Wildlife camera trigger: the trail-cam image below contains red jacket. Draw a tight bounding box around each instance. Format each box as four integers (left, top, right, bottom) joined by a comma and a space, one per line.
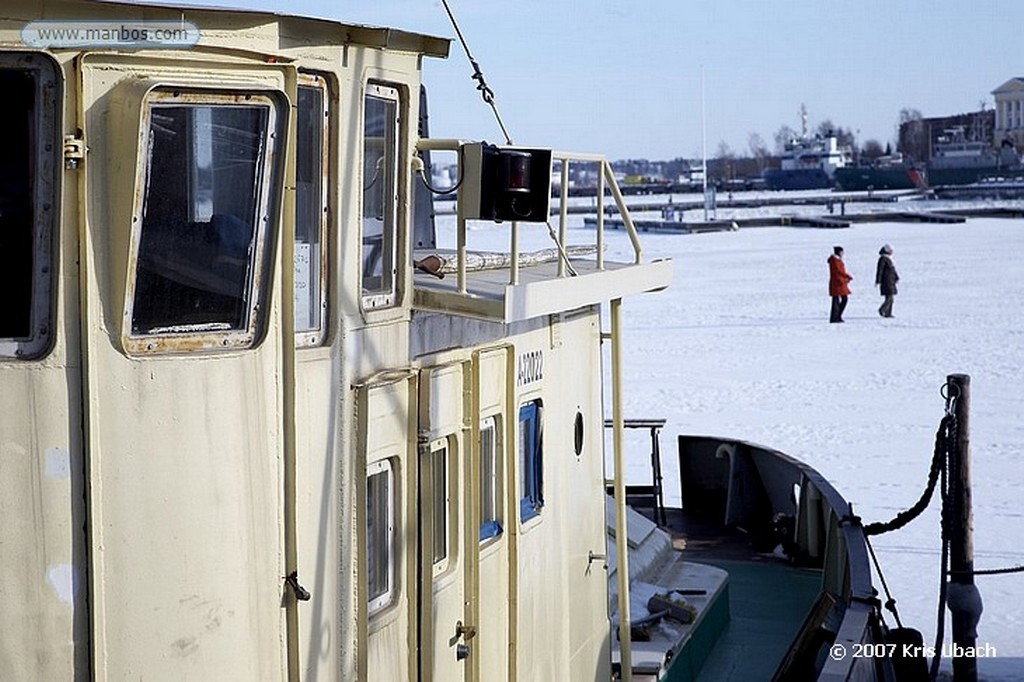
828, 255, 852, 296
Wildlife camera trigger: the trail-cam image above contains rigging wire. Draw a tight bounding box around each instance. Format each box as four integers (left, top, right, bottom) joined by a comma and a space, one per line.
438, 0, 577, 276
439, 0, 513, 145
864, 534, 903, 629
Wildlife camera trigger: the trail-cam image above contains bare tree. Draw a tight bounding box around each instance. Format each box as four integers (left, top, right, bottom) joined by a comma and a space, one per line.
816, 119, 857, 150
897, 108, 927, 163
774, 125, 797, 153
748, 132, 770, 173
861, 139, 885, 161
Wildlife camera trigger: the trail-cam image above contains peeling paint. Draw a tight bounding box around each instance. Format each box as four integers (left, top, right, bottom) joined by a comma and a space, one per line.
46, 564, 77, 607
44, 447, 70, 478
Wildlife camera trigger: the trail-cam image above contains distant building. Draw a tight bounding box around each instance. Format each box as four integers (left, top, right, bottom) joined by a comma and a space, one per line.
992, 77, 1024, 151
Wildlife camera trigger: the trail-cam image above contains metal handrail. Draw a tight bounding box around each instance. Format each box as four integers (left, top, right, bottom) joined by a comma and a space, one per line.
416, 139, 647, 289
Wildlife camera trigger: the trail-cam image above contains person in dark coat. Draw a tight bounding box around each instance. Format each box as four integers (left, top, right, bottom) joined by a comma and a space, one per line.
827, 246, 852, 323
875, 244, 899, 318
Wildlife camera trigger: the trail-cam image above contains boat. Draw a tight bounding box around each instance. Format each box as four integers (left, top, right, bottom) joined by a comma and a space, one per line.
926, 127, 1024, 187
834, 153, 927, 191
4, 1, 956, 681
763, 108, 852, 191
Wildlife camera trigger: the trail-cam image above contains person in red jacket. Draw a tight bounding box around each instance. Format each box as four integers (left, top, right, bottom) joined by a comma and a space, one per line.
828, 246, 853, 323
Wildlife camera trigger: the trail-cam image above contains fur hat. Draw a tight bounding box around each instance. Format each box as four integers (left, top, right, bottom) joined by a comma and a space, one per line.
879, 244, 893, 255
833, 246, 843, 255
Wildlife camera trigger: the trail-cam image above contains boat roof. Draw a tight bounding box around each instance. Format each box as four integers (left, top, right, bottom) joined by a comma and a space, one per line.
83, 0, 451, 57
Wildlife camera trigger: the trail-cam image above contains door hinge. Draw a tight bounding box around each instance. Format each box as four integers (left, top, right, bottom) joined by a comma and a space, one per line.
63, 134, 86, 170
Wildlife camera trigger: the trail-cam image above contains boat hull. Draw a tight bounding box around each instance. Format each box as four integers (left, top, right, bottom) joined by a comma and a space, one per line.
762, 168, 833, 191
834, 166, 922, 191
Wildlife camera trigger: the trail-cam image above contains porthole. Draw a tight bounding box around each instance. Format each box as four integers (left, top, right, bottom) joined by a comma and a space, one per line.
573, 410, 584, 458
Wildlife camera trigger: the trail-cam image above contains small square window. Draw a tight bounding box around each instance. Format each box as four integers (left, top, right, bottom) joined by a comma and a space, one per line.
479, 416, 503, 542
519, 400, 543, 522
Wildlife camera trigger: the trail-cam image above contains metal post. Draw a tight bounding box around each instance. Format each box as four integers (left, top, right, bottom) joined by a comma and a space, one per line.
596, 164, 605, 271
610, 298, 632, 681
947, 373, 981, 682
558, 159, 569, 277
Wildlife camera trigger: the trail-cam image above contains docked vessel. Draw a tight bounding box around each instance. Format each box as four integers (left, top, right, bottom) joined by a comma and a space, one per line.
763, 109, 852, 191
926, 127, 1024, 187
2, 1, 957, 681
834, 154, 926, 191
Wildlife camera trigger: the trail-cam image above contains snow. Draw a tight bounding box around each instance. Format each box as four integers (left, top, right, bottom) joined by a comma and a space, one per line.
437, 194, 1024, 680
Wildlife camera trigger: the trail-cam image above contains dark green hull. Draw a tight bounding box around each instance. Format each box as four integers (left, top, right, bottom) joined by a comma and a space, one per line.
927, 165, 1024, 187
834, 166, 921, 191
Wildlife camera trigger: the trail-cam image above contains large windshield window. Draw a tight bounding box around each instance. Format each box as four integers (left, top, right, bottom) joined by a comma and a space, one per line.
127, 92, 279, 352
0, 55, 58, 359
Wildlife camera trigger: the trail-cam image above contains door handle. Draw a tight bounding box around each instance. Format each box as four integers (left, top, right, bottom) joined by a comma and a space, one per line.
449, 620, 477, 647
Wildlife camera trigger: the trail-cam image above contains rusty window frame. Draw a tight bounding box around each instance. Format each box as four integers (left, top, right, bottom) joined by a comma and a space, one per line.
294, 74, 329, 346
123, 89, 282, 354
360, 82, 401, 311
0, 53, 59, 360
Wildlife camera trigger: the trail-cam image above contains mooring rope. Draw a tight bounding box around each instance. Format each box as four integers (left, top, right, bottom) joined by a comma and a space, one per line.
863, 414, 953, 537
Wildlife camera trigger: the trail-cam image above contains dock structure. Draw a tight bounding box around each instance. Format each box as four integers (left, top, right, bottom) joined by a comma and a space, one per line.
579, 206, 1024, 234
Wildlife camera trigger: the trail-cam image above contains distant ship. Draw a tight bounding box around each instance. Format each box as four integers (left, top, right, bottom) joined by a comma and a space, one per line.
763, 107, 852, 190
836, 127, 1024, 191
927, 127, 1024, 186
834, 153, 925, 191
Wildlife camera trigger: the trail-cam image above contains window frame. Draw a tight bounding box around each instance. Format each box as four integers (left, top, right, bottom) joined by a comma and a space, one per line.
429, 436, 452, 577
0, 52, 59, 361
479, 415, 503, 542
367, 458, 396, 616
360, 82, 402, 312
122, 88, 282, 355
294, 74, 330, 347
518, 400, 544, 522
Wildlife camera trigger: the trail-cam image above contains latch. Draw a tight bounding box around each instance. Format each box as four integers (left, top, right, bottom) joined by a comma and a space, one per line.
63, 134, 85, 170
284, 570, 311, 602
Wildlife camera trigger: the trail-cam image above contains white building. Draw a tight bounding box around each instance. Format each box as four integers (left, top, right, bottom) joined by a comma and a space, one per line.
993, 77, 1024, 150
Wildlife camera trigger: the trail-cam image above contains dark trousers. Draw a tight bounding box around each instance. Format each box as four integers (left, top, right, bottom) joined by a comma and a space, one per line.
879, 294, 894, 317
830, 295, 848, 323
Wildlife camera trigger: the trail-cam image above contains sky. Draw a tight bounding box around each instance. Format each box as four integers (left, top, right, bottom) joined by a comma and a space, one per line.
170, 0, 1024, 161
449, 197, 1024, 679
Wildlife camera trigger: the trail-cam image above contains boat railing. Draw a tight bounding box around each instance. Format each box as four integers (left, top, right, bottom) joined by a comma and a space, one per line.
416, 139, 645, 294
675, 435, 887, 681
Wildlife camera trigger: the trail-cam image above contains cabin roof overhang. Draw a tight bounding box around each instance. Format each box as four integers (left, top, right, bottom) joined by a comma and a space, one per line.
84, 0, 451, 58
412, 257, 673, 322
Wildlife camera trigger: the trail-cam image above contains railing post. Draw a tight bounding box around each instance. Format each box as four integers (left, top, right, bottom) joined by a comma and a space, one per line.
603, 162, 643, 264
510, 221, 519, 285
947, 373, 981, 682
596, 162, 605, 271
610, 298, 632, 682
557, 159, 569, 277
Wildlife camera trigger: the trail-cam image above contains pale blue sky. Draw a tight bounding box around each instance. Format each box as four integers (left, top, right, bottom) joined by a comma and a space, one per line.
175, 0, 1021, 160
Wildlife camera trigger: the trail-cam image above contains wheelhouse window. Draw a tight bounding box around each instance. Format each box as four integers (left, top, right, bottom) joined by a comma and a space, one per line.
479, 416, 503, 541
430, 438, 451, 575
361, 83, 400, 310
295, 77, 328, 345
519, 400, 543, 522
0, 54, 58, 360
125, 90, 280, 353
367, 458, 395, 615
